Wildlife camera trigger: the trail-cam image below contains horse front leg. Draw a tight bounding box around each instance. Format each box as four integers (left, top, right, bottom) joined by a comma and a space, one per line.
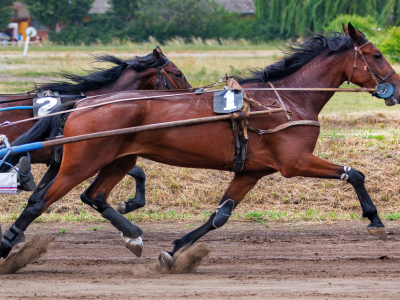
116, 165, 146, 214
279, 153, 386, 240
0, 165, 66, 259
16, 165, 61, 245
158, 172, 262, 271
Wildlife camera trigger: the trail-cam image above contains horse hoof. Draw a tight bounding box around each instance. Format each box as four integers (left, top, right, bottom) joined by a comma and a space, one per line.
368, 227, 388, 241
123, 234, 143, 257
158, 251, 174, 271
116, 202, 126, 214
16, 232, 26, 247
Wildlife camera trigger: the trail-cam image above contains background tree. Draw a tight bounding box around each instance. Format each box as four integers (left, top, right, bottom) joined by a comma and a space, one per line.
0, 0, 14, 30
23, 0, 94, 32
255, 0, 400, 38
109, 0, 140, 23
133, 0, 226, 41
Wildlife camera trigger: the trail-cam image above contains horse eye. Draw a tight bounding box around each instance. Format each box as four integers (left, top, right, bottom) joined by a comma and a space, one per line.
175, 73, 182, 78
373, 53, 382, 59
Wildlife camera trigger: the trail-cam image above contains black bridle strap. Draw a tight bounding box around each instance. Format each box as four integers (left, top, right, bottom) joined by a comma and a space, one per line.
348, 40, 396, 86
376, 69, 395, 84
154, 59, 171, 90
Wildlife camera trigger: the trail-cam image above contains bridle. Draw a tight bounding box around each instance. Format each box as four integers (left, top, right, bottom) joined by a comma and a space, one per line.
348, 40, 396, 99
154, 59, 191, 90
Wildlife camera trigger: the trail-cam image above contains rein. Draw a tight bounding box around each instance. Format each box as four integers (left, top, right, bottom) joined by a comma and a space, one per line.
0, 86, 380, 128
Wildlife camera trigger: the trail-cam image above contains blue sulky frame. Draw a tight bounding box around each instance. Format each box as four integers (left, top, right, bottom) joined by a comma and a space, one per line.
0, 106, 33, 112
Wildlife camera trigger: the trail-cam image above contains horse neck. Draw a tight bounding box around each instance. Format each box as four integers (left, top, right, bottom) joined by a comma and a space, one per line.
83, 69, 146, 97
249, 52, 349, 118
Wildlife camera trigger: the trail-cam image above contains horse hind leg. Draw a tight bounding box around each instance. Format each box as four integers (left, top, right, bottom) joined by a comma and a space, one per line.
158, 173, 262, 271
80, 155, 144, 257
116, 165, 146, 214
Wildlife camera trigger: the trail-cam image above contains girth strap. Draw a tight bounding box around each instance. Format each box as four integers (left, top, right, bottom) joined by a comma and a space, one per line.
248, 120, 320, 135
229, 113, 248, 173
226, 79, 250, 173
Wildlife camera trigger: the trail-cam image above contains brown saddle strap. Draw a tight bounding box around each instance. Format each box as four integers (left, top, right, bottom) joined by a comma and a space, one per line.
248, 120, 320, 135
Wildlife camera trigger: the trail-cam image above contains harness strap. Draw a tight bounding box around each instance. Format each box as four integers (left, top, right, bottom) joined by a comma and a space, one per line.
355, 41, 380, 86
347, 44, 358, 84
227, 79, 250, 139
248, 120, 320, 135
226, 79, 249, 173
161, 67, 179, 90
268, 81, 292, 121
378, 69, 395, 84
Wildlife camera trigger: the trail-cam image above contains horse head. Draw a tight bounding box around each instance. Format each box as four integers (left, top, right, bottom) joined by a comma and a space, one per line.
149, 46, 191, 91
343, 22, 400, 106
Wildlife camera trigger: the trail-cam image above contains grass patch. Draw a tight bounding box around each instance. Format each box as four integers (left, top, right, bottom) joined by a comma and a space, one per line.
1, 209, 399, 223
385, 213, 400, 220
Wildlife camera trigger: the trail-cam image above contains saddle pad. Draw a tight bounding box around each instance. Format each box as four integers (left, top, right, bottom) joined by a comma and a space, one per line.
33, 91, 61, 117
0, 173, 20, 194
213, 90, 244, 114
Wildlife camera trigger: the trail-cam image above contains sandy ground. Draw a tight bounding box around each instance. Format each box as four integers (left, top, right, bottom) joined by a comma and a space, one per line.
0, 220, 399, 299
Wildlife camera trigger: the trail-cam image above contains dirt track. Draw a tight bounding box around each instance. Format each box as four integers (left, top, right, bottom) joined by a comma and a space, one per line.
0, 220, 400, 299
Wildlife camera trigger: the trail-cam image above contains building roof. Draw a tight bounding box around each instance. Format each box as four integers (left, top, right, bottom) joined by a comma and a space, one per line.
89, 0, 110, 14
213, 0, 255, 15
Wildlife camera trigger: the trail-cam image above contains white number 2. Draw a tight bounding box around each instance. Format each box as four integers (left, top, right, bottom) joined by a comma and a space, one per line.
223, 90, 236, 111
37, 97, 58, 116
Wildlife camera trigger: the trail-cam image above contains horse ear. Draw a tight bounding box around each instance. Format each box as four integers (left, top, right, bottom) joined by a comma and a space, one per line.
342, 23, 349, 36
155, 46, 163, 53
348, 22, 362, 41
153, 48, 161, 60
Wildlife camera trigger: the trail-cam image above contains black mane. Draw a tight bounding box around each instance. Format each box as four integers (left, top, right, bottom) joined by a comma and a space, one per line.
37, 52, 169, 94
236, 32, 361, 84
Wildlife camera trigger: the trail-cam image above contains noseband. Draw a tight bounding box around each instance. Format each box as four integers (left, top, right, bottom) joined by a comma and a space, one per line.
348, 40, 396, 99
154, 59, 190, 90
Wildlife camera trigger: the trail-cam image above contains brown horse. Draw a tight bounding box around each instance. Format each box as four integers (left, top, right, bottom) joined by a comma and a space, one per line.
1, 24, 399, 268
0, 47, 191, 213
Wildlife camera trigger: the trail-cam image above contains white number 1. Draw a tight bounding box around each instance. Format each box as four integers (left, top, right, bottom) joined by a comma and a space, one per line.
223, 90, 236, 111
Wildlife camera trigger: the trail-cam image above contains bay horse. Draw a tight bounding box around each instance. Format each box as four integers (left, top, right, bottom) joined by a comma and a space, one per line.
1, 24, 399, 269
0, 47, 191, 214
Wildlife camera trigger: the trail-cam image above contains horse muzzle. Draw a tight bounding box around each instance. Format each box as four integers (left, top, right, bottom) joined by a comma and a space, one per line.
372, 83, 399, 106
384, 96, 399, 106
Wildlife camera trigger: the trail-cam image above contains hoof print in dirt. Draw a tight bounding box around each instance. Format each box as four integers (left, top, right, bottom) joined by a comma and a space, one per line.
367, 227, 388, 241
157, 244, 210, 274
